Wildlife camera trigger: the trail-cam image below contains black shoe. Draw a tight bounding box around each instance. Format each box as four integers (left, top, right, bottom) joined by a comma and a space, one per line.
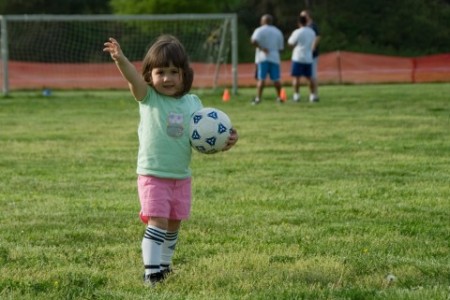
143, 272, 164, 287
161, 267, 173, 279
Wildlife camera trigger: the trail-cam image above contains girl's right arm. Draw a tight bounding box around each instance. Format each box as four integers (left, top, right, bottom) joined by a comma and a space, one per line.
103, 37, 148, 100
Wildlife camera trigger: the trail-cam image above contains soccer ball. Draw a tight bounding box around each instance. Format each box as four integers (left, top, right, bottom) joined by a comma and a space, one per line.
189, 107, 232, 154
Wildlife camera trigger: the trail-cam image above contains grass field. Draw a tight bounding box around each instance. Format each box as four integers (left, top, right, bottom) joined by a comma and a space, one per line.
0, 83, 449, 299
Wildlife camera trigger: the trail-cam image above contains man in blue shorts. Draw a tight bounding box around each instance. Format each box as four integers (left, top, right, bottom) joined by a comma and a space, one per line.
250, 14, 284, 105
301, 10, 320, 102
288, 15, 316, 102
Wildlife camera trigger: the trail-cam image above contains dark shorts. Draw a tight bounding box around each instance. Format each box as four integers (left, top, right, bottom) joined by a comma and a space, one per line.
291, 62, 312, 78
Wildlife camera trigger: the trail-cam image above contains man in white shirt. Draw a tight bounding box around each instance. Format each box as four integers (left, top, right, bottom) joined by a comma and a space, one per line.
301, 10, 321, 102
288, 15, 316, 102
250, 14, 284, 105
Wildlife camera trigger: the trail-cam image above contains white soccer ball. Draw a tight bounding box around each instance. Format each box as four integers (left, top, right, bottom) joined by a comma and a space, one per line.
189, 107, 232, 154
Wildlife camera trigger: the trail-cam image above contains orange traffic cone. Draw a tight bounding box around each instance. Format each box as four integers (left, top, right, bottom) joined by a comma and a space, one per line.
280, 88, 287, 102
222, 88, 230, 102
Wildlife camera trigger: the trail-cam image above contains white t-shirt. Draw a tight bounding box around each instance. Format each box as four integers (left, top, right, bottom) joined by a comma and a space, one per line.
288, 26, 316, 63
251, 25, 284, 64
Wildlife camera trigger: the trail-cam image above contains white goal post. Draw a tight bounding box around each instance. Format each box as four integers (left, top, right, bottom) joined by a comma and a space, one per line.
0, 14, 238, 96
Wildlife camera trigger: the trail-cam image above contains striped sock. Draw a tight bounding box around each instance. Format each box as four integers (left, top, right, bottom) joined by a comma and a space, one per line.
142, 225, 167, 275
161, 231, 178, 271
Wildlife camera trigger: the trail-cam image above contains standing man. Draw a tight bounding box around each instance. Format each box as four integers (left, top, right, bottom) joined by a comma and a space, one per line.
288, 15, 316, 102
250, 14, 284, 105
300, 10, 320, 102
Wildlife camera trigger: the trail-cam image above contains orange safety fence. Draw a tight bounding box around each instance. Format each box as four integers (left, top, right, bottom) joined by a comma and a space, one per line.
1, 51, 449, 90
315, 52, 450, 84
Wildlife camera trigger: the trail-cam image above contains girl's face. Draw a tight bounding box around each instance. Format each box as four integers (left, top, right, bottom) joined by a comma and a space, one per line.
151, 62, 183, 97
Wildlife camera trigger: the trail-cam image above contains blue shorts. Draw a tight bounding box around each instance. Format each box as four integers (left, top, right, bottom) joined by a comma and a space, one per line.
291, 62, 312, 78
257, 61, 280, 81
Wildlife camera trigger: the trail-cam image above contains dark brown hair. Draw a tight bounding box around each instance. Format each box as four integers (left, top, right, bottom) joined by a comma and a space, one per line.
141, 35, 194, 97
299, 15, 308, 26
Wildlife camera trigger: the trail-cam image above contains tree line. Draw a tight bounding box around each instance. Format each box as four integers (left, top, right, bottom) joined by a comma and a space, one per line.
1, 0, 449, 62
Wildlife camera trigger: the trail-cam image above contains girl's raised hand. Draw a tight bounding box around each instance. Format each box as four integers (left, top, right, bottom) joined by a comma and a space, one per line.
103, 37, 123, 62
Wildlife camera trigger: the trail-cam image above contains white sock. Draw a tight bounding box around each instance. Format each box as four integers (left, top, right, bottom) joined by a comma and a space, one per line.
293, 93, 300, 101
142, 225, 167, 275
161, 231, 178, 271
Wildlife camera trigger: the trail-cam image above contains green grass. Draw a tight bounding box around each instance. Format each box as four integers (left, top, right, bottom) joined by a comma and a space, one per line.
0, 84, 449, 299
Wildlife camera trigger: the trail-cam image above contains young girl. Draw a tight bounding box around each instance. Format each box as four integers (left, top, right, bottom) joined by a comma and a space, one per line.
103, 35, 238, 286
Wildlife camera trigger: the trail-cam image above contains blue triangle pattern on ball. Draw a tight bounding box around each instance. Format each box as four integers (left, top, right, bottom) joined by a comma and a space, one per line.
206, 136, 217, 146
193, 115, 203, 124
207, 111, 218, 119
218, 123, 227, 134
191, 129, 201, 140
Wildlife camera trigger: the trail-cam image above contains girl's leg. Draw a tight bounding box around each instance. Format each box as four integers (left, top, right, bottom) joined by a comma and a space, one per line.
142, 217, 168, 283
161, 219, 182, 275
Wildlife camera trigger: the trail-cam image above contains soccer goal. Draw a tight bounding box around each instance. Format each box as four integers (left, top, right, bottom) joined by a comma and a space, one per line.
0, 14, 238, 96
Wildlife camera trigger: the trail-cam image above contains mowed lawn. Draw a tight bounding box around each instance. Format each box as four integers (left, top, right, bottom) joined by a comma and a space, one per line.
0, 83, 449, 299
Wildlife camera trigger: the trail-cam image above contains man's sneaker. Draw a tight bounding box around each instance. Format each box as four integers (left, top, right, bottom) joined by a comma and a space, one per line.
309, 94, 320, 102
293, 94, 300, 102
143, 272, 164, 287
276, 97, 284, 103
251, 98, 261, 105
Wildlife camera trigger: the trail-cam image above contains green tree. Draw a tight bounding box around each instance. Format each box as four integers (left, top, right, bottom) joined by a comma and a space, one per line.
2, 0, 448, 59
233, 0, 450, 59
0, 0, 111, 14
314, 0, 450, 55
109, 0, 217, 14
109, 0, 243, 14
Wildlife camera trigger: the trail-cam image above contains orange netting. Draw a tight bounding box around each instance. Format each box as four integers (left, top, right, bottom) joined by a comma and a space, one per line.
2, 52, 449, 90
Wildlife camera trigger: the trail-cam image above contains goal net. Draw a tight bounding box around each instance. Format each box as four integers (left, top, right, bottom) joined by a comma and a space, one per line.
0, 14, 238, 95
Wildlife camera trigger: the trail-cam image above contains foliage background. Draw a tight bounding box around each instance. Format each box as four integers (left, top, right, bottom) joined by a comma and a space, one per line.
1, 0, 449, 62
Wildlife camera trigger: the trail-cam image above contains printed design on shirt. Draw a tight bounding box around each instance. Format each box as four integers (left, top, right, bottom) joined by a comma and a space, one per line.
167, 112, 184, 138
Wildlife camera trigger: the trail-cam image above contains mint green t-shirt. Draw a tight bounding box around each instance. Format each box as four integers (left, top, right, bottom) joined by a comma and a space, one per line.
136, 87, 203, 179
